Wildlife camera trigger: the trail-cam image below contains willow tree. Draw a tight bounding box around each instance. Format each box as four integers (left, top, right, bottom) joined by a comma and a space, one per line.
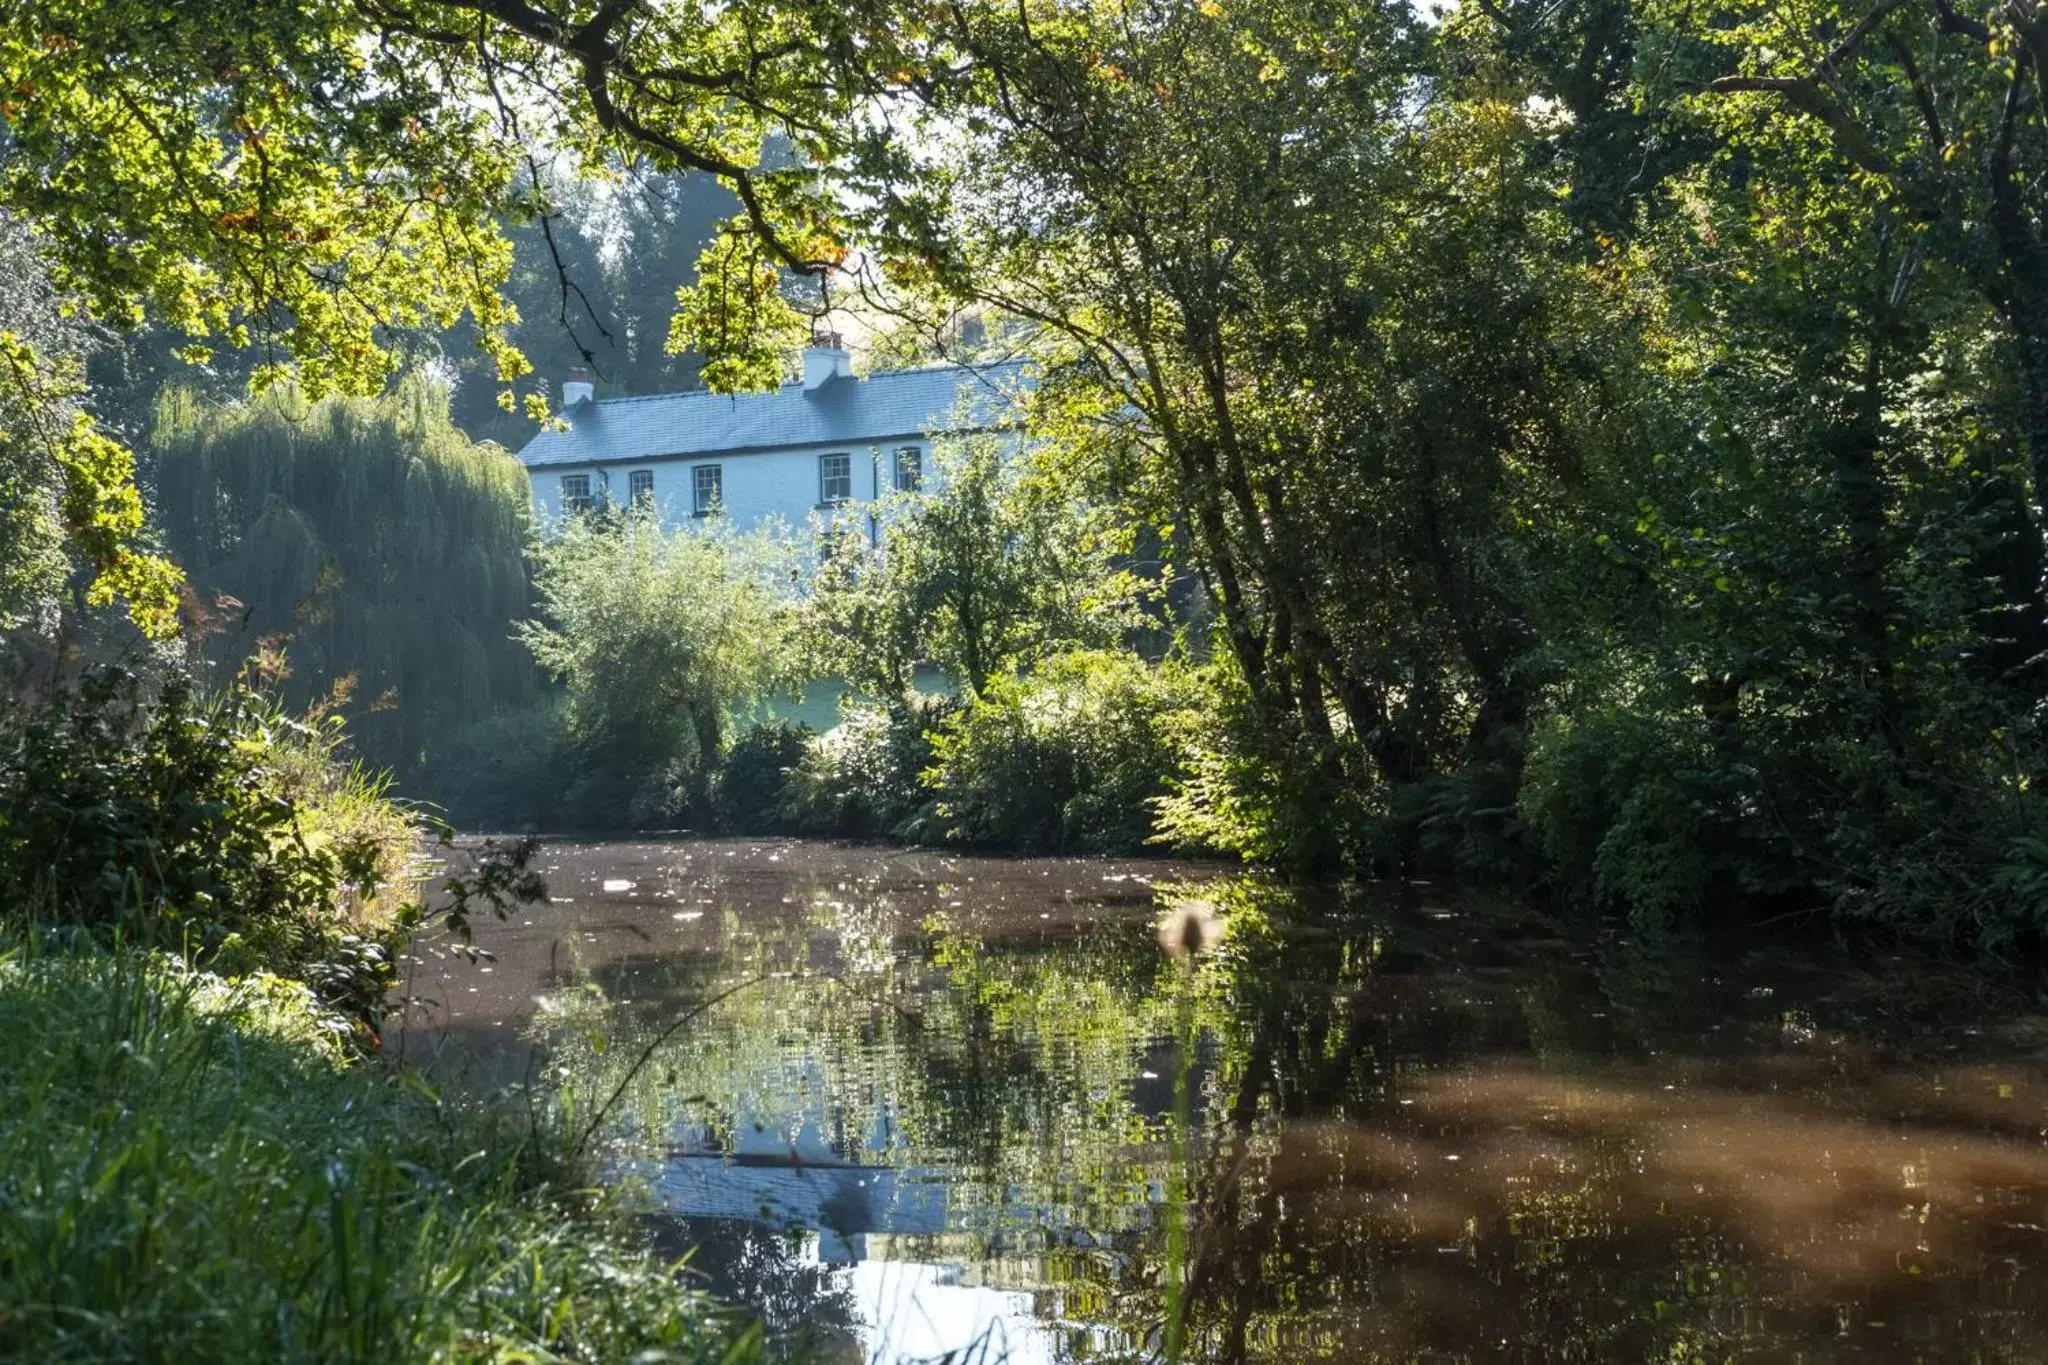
521, 512, 799, 827
153, 381, 542, 783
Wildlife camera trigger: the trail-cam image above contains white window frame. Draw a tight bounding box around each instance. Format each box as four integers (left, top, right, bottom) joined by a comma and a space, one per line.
628, 469, 654, 504
818, 452, 852, 506
560, 473, 593, 512
692, 464, 722, 517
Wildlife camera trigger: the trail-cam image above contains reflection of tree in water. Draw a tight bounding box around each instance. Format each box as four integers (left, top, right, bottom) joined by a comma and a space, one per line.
537, 857, 2048, 1361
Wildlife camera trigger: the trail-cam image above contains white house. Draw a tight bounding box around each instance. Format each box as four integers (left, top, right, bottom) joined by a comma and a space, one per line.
517, 337, 1028, 542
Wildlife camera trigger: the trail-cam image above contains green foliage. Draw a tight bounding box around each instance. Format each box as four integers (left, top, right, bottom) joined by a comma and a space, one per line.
522, 512, 799, 828
155, 379, 544, 790
815, 0, 2048, 946
806, 431, 1143, 700
2, 0, 528, 403
1991, 838, 2048, 946
0, 0, 914, 410
924, 650, 1196, 854
672, 220, 815, 393
710, 720, 814, 835
0, 330, 180, 639
1520, 707, 1734, 931
0, 666, 407, 977
781, 698, 954, 840
1150, 657, 1368, 871
0, 215, 78, 634
0, 949, 762, 1363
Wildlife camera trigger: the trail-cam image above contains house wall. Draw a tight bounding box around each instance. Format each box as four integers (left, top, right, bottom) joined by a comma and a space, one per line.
529, 439, 923, 538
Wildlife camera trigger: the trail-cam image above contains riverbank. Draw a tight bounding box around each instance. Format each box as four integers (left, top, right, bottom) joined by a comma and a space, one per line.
0, 945, 763, 1363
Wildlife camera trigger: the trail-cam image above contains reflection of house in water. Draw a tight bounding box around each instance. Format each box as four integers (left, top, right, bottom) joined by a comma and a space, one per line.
624, 1087, 1162, 1272
620, 1143, 1143, 1365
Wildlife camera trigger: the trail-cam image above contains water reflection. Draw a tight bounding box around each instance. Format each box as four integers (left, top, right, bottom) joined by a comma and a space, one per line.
407, 839, 2048, 1361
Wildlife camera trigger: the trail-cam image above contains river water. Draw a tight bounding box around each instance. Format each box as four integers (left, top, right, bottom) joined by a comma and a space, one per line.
405, 838, 2048, 1362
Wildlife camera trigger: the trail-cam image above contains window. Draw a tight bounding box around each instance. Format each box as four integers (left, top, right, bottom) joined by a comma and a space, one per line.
818, 452, 852, 505
628, 469, 654, 504
693, 464, 722, 517
893, 446, 923, 492
560, 473, 593, 512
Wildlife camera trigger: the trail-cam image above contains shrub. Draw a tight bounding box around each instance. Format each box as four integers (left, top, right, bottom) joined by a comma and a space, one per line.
1518, 680, 2048, 949
782, 697, 952, 840
1151, 659, 1364, 868
1519, 705, 1730, 930
710, 720, 813, 834
0, 666, 416, 1011
925, 650, 1194, 854
1517, 696, 1897, 933
415, 700, 574, 831
426, 700, 707, 834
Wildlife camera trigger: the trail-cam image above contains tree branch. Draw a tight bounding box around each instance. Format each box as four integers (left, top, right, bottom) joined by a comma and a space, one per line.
1705, 75, 1892, 172
1818, 0, 1911, 76
1886, 32, 1946, 153
1932, 0, 1993, 44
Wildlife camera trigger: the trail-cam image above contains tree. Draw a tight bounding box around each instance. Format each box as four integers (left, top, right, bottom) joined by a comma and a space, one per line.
0, 214, 83, 643
0, 264, 180, 644
1636, 0, 2048, 621
438, 167, 738, 447
613, 170, 733, 396
152, 379, 545, 785
521, 512, 798, 824
1498, 0, 2048, 933
807, 432, 1142, 701
847, 2, 1628, 837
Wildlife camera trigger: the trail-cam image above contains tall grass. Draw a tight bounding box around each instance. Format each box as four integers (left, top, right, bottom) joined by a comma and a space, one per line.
0, 947, 764, 1363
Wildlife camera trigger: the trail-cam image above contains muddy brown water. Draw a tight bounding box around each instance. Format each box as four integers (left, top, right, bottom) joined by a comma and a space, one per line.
400, 838, 2048, 1362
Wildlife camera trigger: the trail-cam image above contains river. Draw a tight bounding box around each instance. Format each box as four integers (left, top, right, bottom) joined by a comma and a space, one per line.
402, 837, 2048, 1362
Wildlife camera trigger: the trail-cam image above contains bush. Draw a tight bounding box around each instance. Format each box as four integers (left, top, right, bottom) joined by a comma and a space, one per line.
0, 949, 760, 1363
0, 666, 417, 1024
1517, 680, 2048, 950
430, 708, 824, 837
782, 696, 952, 840
710, 720, 813, 834
427, 700, 713, 834
925, 650, 1194, 854
1517, 704, 1774, 931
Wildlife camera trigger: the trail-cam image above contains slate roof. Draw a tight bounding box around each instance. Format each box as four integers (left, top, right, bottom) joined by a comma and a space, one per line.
517, 361, 1031, 469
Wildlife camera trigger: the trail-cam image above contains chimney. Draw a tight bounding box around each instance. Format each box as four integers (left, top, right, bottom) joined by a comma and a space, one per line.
562, 365, 595, 407
802, 330, 852, 392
